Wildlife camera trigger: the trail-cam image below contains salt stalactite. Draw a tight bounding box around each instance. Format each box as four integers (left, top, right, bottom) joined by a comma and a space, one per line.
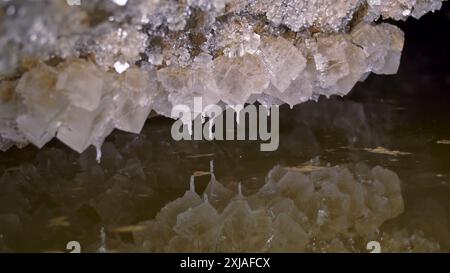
95, 145, 102, 164
208, 117, 215, 140
188, 121, 193, 137
98, 226, 107, 253
190, 175, 196, 193
210, 160, 216, 183
234, 106, 243, 125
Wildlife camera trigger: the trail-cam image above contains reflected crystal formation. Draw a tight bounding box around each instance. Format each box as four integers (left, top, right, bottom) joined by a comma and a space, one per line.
130, 161, 440, 253
0, 0, 444, 153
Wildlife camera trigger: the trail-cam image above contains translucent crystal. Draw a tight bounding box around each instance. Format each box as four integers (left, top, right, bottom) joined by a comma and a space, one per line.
214, 54, 270, 105
158, 53, 220, 108
258, 36, 307, 93
351, 23, 405, 75
15, 64, 67, 148
113, 67, 156, 134
55, 60, 104, 112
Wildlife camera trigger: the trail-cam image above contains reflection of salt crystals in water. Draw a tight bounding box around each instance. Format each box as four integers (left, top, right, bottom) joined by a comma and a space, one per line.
316, 209, 328, 226
210, 160, 215, 182
0, 0, 443, 153
381, 228, 441, 252
98, 226, 107, 253
190, 175, 196, 192
129, 162, 416, 252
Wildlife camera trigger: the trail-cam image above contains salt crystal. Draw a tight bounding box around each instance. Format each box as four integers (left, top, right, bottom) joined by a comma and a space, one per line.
113, 61, 130, 74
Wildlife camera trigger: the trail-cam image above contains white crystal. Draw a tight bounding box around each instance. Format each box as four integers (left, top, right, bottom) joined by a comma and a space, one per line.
114, 61, 130, 74
55, 60, 104, 112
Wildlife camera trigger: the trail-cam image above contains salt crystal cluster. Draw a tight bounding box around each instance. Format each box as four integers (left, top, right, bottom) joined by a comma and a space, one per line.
1, 60, 156, 155
381, 229, 441, 252
131, 162, 409, 252
0, 0, 444, 153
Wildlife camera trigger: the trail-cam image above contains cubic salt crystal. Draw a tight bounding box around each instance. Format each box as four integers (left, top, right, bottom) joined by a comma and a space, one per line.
214, 54, 270, 105
264, 63, 315, 107
258, 36, 307, 93
15, 64, 68, 148
55, 60, 104, 112
56, 105, 102, 153
377, 23, 405, 75
158, 54, 220, 108
351, 23, 405, 75
114, 67, 155, 133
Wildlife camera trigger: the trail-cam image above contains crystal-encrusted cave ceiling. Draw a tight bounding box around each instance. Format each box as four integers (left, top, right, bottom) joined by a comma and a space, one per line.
0, 0, 445, 154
